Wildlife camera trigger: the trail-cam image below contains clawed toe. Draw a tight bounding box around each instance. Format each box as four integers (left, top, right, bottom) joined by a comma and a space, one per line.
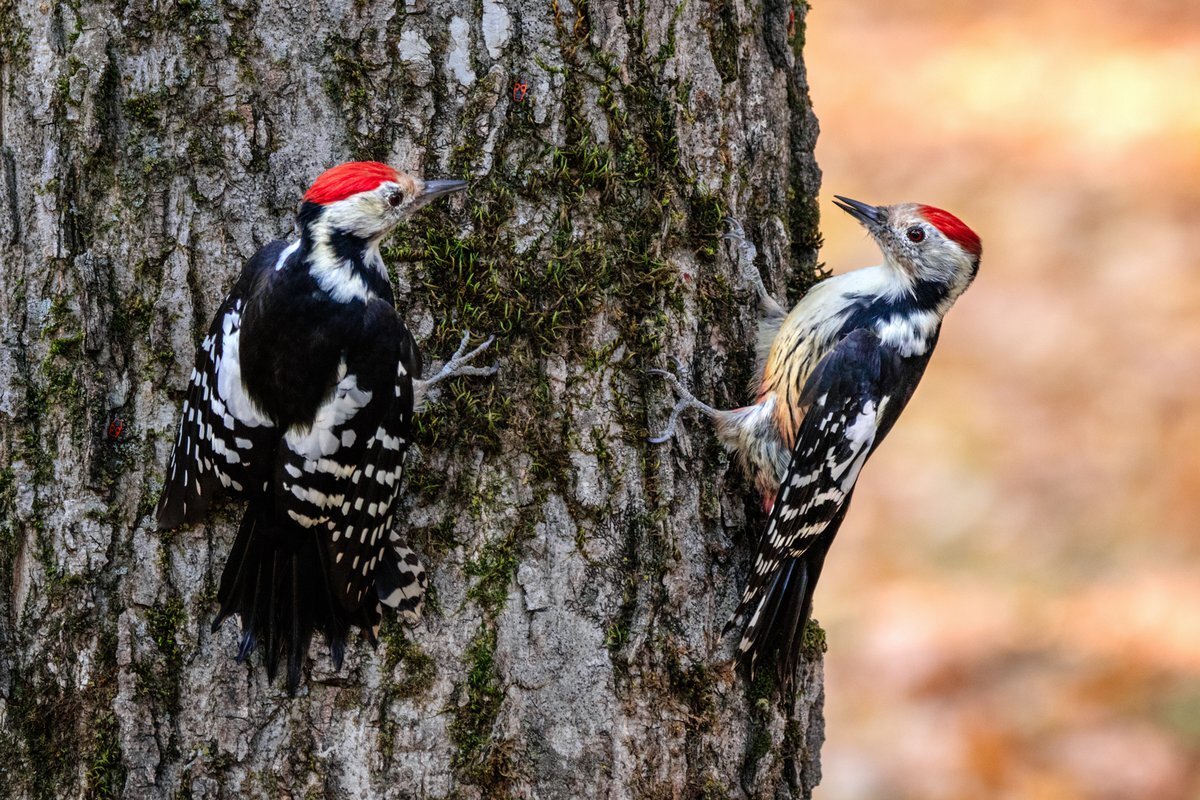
720, 219, 786, 318
437, 332, 497, 378
414, 331, 499, 409
721, 217, 748, 242
646, 357, 717, 443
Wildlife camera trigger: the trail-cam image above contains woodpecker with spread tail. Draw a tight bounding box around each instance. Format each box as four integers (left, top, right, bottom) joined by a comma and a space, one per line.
650, 197, 980, 687
156, 162, 495, 692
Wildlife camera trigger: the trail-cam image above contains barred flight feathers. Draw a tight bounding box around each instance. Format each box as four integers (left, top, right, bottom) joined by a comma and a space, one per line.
271, 321, 421, 613
729, 329, 917, 686
376, 541, 428, 623
156, 242, 284, 530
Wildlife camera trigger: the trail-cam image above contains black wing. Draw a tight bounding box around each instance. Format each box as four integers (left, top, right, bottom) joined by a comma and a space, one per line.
270, 303, 425, 614
156, 243, 285, 529
728, 328, 926, 682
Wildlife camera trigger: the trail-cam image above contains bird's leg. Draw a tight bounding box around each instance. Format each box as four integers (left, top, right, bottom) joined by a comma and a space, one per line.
723, 218, 787, 321
647, 356, 722, 444
649, 356, 790, 514
413, 331, 498, 410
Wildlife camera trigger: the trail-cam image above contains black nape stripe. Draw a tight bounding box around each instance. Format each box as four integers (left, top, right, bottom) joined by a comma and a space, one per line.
297, 201, 323, 232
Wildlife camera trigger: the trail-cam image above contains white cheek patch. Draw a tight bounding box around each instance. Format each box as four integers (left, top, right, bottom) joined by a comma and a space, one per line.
319, 192, 390, 239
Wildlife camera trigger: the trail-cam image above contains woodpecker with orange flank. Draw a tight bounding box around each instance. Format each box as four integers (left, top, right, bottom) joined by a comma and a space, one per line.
156, 161, 495, 693
650, 197, 981, 687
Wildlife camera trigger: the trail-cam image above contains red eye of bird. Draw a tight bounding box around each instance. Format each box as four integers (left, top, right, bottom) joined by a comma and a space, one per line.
906, 226, 925, 243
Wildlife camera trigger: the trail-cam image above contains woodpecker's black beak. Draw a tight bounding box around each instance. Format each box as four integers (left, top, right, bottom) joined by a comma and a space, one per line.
414, 179, 468, 210
833, 196, 886, 228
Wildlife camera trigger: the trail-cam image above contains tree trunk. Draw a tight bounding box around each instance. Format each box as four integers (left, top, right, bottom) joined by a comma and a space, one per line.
0, 0, 824, 793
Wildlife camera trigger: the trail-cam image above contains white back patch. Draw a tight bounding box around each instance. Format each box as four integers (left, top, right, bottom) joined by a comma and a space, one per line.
275, 240, 301, 271
283, 360, 373, 459
877, 311, 938, 357
216, 306, 273, 428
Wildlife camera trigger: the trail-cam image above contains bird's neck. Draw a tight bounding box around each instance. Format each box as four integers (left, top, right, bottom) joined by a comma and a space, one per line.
873, 258, 949, 313
882, 251, 977, 317
296, 203, 393, 305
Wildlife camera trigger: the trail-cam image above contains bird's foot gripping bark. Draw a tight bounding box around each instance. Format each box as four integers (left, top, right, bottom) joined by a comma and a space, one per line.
647, 356, 720, 444
723, 218, 786, 320
414, 331, 497, 409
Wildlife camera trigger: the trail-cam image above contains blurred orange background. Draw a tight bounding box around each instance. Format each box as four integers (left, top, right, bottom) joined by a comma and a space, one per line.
805, 1, 1200, 798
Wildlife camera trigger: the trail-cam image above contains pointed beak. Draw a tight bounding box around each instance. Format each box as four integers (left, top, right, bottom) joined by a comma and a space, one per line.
833, 195, 886, 229
414, 179, 468, 210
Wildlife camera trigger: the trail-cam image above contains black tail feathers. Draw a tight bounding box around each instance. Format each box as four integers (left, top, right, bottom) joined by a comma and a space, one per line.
212, 503, 372, 694
726, 544, 831, 692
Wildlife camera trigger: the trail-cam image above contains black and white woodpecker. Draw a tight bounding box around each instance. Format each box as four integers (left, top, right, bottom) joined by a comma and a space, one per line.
650, 197, 981, 687
156, 161, 495, 692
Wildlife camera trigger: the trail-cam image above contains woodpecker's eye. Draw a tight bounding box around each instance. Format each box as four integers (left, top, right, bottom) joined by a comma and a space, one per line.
906, 226, 925, 243
388, 191, 404, 208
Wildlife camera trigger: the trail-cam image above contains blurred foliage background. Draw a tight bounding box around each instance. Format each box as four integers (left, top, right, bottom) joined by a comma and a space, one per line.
804, 1, 1200, 797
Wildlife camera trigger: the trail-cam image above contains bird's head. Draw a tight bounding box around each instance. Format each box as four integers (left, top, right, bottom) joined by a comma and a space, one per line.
298, 161, 467, 242
834, 196, 981, 302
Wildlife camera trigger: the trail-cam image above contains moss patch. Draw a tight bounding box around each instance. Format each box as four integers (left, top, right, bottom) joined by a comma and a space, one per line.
0, 466, 17, 581
135, 595, 186, 712
801, 617, 827, 659
464, 526, 522, 612
85, 709, 127, 800
448, 625, 514, 792
0, 0, 31, 76
380, 616, 437, 698
739, 665, 779, 784
1, 671, 82, 798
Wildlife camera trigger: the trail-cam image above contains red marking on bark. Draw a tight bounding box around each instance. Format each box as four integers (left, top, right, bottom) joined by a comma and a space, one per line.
303, 162, 400, 205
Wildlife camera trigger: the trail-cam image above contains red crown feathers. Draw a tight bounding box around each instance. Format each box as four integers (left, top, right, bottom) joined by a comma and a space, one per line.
303, 162, 401, 206
918, 205, 981, 257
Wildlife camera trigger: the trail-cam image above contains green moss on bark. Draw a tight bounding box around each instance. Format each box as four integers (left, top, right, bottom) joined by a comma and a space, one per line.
449, 625, 517, 794
0, 0, 30, 75
136, 595, 186, 712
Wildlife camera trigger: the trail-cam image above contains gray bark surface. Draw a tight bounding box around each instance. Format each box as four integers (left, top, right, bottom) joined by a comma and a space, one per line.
0, 0, 824, 794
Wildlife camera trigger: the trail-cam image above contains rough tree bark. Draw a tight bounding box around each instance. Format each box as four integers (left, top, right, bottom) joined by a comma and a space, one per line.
0, 0, 823, 793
